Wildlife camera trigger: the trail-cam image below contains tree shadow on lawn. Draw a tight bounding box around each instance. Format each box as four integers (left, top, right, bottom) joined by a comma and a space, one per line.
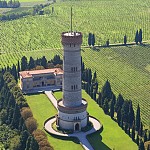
87, 129, 111, 150
50, 134, 81, 144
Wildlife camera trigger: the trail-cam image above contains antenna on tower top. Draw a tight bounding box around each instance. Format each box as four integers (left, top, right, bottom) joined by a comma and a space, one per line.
71, 7, 73, 34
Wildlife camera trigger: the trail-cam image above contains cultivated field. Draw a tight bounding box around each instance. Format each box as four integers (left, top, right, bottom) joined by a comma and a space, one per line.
0, 0, 150, 126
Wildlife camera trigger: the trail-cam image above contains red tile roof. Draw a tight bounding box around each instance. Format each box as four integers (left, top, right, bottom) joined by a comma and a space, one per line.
19, 68, 63, 79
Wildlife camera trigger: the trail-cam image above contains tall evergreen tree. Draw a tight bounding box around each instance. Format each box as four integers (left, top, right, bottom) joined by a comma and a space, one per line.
121, 100, 130, 123
25, 135, 32, 150
21, 56, 28, 71
11, 64, 17, 82
136, 134, 139, 145
128, 101, 135, 127
117, 108, 121, 125
106, 39, 109, 47
17, 60, 20, 79
101, 80, 112, 105
144, 131, 147, 142
135, 30, 139, 45
110, 99, 114, 119
138, 139, 144, 150
124, 35, 127, 45
19, 130, 29, 150
115, 94, 124, 112
97, 92, 102, 106
91, 34, 95, 46
135, 104, 141, 132
11, 103, 21, 129
88, 33, 92, 46
139, 122, 143, 137
88, 69, 92, 84
131, 125, 135, 141
139, 29, 142, 44
41, 56, 47, 68
103, 98, 109, 114
28, 56, 35, 70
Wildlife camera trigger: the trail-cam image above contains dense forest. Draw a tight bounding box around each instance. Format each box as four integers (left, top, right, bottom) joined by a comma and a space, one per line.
0, 0, 20, 8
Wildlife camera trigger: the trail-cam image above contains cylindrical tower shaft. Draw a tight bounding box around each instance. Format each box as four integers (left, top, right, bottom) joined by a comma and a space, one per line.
61, 32, 82, 107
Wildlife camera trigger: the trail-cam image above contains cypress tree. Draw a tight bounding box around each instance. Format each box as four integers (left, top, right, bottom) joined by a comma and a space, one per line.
115, 94, 124, 112
103, 98, 109, 114
120, 117, 124, 129
135, 30, 139, 45
135, 104, 141, 132
124, 35, 127, 45
139, 122, 143, 137
97, 92, 102, 106
131, 125, 135, 141
136, 135, 139, 145
28, 56, 35, 70
106, 39, 109, 47
138, 139, 144, 150
110, 99, 114, 119
93, 90, 96, 101
127, 126, 130, 136
19, 130, 29, 150
124, 123, 128, 133
25, 135, 31, 150
121, 100, 130, 123
11, 103, 21, 129
144, 131, 147, 142
117, 108, 121, 125
17, 60, 20, 79
11, 64, 17, 82
88, 69, 92, 84
128, 101, 135, 127
21, 56, 28, 71
41, 56, 47, 68
91, 34, 95, 46
88, 33, 92, 46
111, 93, 116, 105
139, 29, 142, 44
101, 80, 112, 104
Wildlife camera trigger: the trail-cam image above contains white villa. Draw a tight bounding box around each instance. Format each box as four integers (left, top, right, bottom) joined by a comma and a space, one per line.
19, 68, 63, 92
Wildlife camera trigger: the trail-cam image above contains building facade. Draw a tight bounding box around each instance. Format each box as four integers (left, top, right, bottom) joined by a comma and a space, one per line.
56, 32, 89, 131
19, 68, 63, 91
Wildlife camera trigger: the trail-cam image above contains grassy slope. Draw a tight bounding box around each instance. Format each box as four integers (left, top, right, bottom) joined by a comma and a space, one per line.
54, 91, 138, 150
25, 93, 83, 150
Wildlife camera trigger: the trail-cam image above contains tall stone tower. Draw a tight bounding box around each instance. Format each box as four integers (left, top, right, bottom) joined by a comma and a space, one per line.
56, 31, 88, 131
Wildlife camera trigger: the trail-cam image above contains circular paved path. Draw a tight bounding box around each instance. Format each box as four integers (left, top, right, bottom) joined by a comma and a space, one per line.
44, 116, 102, 150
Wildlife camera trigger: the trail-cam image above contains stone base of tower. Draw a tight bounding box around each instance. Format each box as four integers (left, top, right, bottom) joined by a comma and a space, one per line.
56, 99, 89, 131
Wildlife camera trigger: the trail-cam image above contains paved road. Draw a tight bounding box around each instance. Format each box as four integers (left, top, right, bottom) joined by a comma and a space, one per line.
44, 91, 102, 150
45, 91, 58, 109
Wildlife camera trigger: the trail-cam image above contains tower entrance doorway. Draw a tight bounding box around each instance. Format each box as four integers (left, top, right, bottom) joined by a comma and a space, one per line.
75, 123, 80, 131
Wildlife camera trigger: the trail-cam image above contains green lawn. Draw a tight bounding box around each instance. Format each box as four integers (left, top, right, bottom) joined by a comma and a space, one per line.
25, 93, 83, 150
54, 91, 138, 150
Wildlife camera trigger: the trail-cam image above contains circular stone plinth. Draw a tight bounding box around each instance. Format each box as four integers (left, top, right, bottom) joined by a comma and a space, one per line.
44, 116, 102, 137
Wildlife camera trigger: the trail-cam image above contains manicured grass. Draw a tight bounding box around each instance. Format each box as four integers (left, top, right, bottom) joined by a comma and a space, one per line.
54, 91, 138, 150
25, 93, 83, 150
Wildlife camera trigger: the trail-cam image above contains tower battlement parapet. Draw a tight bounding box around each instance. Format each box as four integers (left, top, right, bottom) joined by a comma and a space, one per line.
61, 32, 82, 45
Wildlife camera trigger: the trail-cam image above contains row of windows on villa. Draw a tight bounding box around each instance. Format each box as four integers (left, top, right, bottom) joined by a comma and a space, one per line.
71, 85, 78, 90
